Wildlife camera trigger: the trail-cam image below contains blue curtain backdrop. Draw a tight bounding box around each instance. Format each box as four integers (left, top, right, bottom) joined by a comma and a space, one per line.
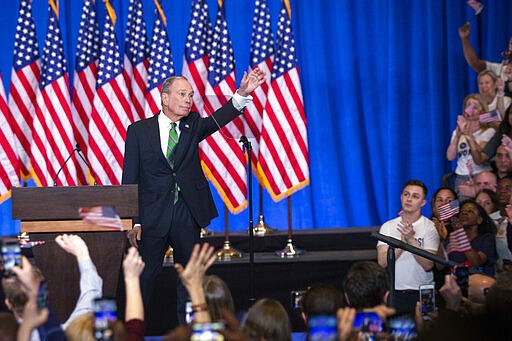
1, 0, 512, 235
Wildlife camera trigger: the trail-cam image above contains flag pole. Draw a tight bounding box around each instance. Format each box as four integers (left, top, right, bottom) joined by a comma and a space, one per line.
217, 205, 243, 260
276, 195, 304, 257
252, 184, 277, 236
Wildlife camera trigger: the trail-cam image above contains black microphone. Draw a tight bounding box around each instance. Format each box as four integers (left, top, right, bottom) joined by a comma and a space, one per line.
75, 143, 98, 186
53, 145, 79, 186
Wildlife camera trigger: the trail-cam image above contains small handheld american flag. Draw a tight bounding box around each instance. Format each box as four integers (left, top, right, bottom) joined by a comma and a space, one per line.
438, 200, 460, 222
479, 110, 501, 123
79, 206, 123, 230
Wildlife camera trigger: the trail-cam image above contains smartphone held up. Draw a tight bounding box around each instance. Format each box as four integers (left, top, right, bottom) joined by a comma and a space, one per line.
1, 239, 21, 278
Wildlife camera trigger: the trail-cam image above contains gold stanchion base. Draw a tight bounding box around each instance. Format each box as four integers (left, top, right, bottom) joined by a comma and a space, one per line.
252, 215, 277, 236
163, 246, 174, 265
276, 239, 305, 258
217, 241, 243, 261
200, 228, 214, 238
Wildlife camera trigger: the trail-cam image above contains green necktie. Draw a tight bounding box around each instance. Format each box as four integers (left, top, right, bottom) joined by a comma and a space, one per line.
166, 122, 178, 166
166, 122, 179, 203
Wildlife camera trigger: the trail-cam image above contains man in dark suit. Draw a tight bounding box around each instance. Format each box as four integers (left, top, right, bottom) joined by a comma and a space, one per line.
122, 68, 266, 324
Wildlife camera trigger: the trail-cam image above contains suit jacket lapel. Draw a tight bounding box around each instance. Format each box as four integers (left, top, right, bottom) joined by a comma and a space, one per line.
151, 113, 171, 168
174, 118, 191, 170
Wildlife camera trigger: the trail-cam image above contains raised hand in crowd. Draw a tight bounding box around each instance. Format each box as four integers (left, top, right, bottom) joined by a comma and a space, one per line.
502, 135, 512, 160
414, 301, 438, 334
432, 217, 448, 241
336, 307, 356, 341
174, 243, 217, 324
439, 274, 462, 312
13, 256, 49, 341
458, 178, 476, 199
458, 22, 470, 40
123, 247, 145, 322
55, 234, 90, 261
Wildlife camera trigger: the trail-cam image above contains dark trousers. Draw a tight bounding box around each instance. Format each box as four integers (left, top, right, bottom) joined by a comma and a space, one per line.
390, 290, 419, 316
138, 193, 201, 325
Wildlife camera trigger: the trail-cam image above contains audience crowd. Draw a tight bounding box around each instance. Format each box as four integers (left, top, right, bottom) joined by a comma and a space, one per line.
2, 22, 512, 341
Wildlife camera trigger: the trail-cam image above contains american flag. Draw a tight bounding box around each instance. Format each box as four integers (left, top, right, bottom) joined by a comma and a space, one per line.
244, 0, 274, 175
181, 0, 212, 114
467, 0, 484, 16
88, 1, 133, 185
0, 72, 20, 202
447, 227, 472, 254
124, 0, 149, 121
71, 0, 100, 185
79, 205, 123, 230
31, 1, 78, 186
479, 110, 501, 123
438, 199, 460, 222
200, 1, 247, 213
145, 0, 175, 116
257, 0, 309, 201
7, 0, 40, 180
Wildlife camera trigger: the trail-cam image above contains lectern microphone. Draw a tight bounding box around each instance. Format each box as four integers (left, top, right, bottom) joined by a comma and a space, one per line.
52, 144, 80, 186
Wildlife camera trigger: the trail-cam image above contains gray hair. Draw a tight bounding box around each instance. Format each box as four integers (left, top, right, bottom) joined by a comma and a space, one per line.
160, 76, 189, 95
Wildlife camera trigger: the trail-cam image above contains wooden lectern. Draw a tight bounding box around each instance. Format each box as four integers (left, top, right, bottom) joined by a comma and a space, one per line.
11, 185, 138, 322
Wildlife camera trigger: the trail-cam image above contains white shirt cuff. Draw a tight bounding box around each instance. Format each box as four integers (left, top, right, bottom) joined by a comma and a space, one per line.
232, 91, 253, 111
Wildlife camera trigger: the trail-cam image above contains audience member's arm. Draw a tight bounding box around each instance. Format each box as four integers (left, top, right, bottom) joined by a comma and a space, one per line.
55, 234, 103, 329
336, 307, 356, 341
503, 135, 512, 161
124, 247, 145, 322
458, 22, 487, 73
398, 221, 435, 271
463, 248, 488, 267
174, 243, 217, 324
219, 310, 249, 341
446, 127, 462, 161
466, 133, 490, 163
439, 274, 462, 313
13, 256, 49, 341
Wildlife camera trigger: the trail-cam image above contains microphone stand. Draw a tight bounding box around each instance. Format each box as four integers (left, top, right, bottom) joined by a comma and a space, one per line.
53, 145, 79, 186
240, 135, 255, 304
75, 144, 97, 186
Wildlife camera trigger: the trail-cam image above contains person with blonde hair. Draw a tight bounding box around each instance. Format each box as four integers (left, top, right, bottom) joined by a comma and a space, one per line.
447, 93, 496, 199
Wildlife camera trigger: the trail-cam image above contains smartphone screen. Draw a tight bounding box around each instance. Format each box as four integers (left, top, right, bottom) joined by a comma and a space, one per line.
191, 322, 225, 341
454, 265, 469, 297
37, 282, 48, 310
1, 242, 21, 278
94, 298, 117, 341
185, 300, 193, 324
419, 285, 435, 315
308, 315, 337, 341
353, 311, 384, 333
388, 314, 417, 340
290, 289, 306, 310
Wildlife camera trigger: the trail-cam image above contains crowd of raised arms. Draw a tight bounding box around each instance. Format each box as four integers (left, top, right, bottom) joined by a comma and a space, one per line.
2, 22, 512, 341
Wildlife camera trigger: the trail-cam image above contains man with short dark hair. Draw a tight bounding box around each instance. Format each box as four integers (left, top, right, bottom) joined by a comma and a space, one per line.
377, 180, 440, 315
343, 261, 389, 309
301, 284, 343, 321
